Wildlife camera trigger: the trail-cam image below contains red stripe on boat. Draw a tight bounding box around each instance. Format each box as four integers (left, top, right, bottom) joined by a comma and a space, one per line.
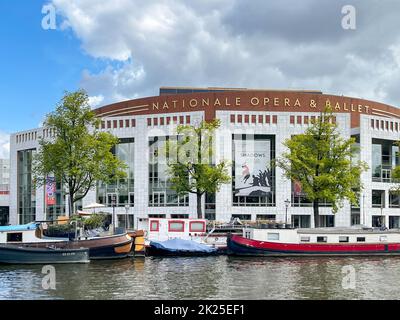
230, 235, 400, 252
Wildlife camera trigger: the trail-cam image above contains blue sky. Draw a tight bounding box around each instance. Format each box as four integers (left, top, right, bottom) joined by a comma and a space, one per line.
0, 1, 105, 133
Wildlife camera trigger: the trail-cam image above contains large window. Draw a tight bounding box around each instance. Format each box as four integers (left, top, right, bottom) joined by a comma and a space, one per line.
372, 139, 399, 182
292, 215, 310, 228
97, 138, 135, 207
18, 149, 36, 224
372, 190, 385, 208
148, 136, 189, 207
232, 134, 275, 207
389, 216, 400, 229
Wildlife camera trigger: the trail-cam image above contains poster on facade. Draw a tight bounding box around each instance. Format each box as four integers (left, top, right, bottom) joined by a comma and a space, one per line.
46, 176, 56, 206
234, 140, 272, 196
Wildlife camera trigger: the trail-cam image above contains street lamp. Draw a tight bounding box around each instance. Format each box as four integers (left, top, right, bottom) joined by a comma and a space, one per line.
284, 199, 290, 225
111, 194, 117, 234
125, 204, 130, 231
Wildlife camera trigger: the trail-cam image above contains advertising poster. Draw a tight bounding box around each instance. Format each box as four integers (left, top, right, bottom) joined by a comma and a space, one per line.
234, 140, 272, 196
46, 176, 56, 206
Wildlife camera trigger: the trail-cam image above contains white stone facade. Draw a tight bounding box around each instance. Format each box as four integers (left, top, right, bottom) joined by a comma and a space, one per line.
9, 102, 400, 228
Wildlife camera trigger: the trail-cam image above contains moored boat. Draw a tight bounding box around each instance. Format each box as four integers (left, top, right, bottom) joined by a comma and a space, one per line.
25, 233, 134, 260
141, 217, 243, 254
228, 226, 400, 256
147, 238, 218, 256
0, 244, 90, 264
0, 223, 134, 259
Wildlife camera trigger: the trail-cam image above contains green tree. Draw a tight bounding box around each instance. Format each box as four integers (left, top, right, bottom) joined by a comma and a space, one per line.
166, 119, 230, 219
275, 107, 368, 228
33, 90, 127, 217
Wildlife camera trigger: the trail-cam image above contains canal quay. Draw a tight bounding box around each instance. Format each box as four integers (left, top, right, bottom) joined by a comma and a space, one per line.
2, 256, 400, 300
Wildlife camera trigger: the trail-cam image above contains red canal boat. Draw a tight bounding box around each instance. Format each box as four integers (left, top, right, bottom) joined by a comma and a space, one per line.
227, 227, 400, 256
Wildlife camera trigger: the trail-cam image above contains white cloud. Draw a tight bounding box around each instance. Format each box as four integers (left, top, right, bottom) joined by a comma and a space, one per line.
88, 95, 105, 108
0, 132, 10, 159
52, 0, 400, 108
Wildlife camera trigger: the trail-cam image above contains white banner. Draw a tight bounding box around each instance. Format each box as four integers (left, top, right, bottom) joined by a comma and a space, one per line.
234, 140, 272, 196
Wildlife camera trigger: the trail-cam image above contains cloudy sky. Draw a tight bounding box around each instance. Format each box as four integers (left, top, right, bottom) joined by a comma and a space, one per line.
1, 0, 400, 158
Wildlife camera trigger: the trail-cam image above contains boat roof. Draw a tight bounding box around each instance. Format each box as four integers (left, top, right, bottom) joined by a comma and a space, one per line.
0, 223, 39, 232
297, 227, 400, 234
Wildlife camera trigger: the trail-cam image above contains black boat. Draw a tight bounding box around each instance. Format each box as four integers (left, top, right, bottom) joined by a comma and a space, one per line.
0, 244, 90, 264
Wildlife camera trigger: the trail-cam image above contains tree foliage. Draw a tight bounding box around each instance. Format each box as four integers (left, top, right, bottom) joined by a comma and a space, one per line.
33, 90, 127, 216
166, 119, 231, 219
275, 107, 368, 227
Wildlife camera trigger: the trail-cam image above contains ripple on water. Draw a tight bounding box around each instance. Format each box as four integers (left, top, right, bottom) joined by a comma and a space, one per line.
1, 256, 400, 300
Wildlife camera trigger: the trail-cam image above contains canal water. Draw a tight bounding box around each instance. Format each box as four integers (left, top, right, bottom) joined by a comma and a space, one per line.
1, 256, 400, 300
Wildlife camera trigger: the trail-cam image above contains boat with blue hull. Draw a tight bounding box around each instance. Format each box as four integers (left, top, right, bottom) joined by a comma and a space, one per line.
0, 245, 90, 264
147, 238, 219, 256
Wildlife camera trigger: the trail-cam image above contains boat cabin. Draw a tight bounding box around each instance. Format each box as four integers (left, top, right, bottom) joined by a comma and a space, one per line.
0, 223, 63, 244
145, 218, 208, 242
244, 227, 400, 244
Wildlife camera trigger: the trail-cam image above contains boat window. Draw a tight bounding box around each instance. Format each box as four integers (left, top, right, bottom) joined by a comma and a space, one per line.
150, 221, 159, 232
339, 236, 349, 243
190, 221, 206, 233
357, 237, 366, 242
317, 236, 327, 243
168, 221, 185, 232
267, 233, 279, 241
7, 233, 22, 242
300, 236, 310, 242
380, 236, 388, 242
245, 231, 251, 239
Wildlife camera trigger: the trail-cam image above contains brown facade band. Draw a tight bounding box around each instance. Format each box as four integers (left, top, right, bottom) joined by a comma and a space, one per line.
94, 90, 400, 128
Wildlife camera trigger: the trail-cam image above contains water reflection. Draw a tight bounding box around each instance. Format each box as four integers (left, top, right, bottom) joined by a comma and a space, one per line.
1, 256, 400, 300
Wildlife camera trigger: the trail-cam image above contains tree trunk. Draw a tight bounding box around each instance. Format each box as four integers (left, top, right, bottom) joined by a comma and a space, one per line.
313, 200, 319, 228
68, 194, 74, 217
197, 193, 203, 219
68, 182, 74, 217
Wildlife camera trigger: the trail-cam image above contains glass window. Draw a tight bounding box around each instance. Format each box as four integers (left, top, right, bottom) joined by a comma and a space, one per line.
389, 192, 400, 208
150, 221, 159, 232
317, 236, 327, 243
97, 138, 135, 207
168, 221, 185, 232
339, 236, 349, 243
7, 233, 23, 242
267, 233, 280, 241
190, 221, 206, 232
372, 216, 384, 227
372, 190, 385, 208
292, 215, 311, 228
389, 216, 400, 229
17, 149, 36, 224
148, 136, 189, 207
